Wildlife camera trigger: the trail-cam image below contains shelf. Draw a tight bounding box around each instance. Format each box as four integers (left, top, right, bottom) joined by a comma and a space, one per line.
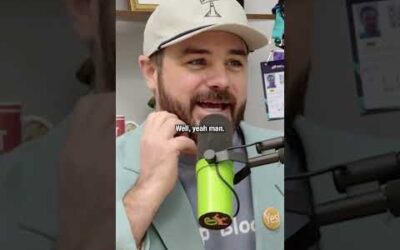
116, 10, 150, 21
116, 10, 274, 22
247, 14, 275, 20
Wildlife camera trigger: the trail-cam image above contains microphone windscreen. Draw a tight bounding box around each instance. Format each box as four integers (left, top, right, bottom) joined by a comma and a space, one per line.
197, 114, 233, 160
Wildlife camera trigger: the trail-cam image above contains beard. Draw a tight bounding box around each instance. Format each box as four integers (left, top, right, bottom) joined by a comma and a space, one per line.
157, 75, 246, 141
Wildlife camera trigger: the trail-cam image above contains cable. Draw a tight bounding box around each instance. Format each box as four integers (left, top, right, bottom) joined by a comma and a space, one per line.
225, 141, 260, 152
215, 164, 240, 217
229, 140, 343, 181
285, 208, 312, 216
285, 165, 345, 181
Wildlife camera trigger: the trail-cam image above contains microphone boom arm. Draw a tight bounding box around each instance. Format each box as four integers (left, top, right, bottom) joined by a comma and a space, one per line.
203, 137, 285, 185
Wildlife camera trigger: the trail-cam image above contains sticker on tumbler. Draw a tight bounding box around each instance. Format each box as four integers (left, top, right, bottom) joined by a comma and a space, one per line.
199, 212, 232, 230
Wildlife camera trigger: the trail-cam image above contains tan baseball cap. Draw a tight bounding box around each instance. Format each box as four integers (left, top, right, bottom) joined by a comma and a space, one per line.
143, 0, 269, 57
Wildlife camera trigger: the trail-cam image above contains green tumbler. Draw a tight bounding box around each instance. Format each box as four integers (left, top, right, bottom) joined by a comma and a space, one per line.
196, 158, 234, 230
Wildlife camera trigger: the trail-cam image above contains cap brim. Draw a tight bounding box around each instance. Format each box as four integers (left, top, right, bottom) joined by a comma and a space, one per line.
159, 23, 269, 53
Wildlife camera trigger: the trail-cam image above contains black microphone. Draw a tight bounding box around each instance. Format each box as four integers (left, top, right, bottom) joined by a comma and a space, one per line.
196, 114, 236, 230
333, 152, 400, 193
197, 114, 233, 159
316, 179, 400, 226
255, 137, 284, 154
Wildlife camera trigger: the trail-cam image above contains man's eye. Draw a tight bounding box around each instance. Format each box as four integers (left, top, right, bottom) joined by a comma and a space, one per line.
188, 59, 206, 66
227, 60, 243, 67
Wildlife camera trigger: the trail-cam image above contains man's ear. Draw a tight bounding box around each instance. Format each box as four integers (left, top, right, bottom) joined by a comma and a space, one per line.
138, 55, 158, 91
65, 0, 93, 42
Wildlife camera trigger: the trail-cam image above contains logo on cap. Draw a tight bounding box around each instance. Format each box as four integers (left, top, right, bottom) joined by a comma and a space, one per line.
200, 0, 221, 17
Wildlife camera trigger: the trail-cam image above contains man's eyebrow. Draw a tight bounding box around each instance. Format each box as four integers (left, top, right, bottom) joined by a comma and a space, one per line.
180, 47, 248, 56
181, 47, 211, 55
229, 49, 248, 56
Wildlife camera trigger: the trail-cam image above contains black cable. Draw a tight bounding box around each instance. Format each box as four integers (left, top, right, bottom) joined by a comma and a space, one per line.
285, 208, 312, 216
215, 164, 240, 217
225, 141, 260, 152
285, 165, 345, 181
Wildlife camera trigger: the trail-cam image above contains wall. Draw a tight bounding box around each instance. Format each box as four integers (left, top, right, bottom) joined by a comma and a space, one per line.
116, 0, 284, 132
0, 0, 88, 125
306, 0, 400, 140
301, 0, 400, 249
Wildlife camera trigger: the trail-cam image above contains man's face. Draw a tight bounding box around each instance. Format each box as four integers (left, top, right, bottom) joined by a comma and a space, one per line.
362, 9, 378, 32
154, 31, 248, 129
267, 74, 275, 83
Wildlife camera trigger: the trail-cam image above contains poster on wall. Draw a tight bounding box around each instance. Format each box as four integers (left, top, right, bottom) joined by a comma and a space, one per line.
347, 0, 400, 113
260, 60, 284, 120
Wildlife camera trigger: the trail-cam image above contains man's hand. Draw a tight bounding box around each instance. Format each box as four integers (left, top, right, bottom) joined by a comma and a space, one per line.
123, 111, 196, 245
139, 111, 196, 196
57, 93, 115, 250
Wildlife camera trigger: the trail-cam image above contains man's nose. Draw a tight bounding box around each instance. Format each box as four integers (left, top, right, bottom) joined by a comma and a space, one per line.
205, 64, 230, 90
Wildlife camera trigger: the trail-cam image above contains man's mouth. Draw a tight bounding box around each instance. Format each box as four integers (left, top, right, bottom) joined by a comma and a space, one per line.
196, 100, 231, 111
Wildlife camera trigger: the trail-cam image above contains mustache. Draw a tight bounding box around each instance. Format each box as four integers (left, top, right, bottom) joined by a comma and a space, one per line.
190, 89, 237, 109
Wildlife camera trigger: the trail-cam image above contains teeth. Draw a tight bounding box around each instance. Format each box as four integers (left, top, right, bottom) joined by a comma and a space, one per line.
199, 102, 228, 105
198, 102, 228, 110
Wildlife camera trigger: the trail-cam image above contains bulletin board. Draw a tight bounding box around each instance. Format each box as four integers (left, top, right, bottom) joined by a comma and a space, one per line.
347, 0, 400, 113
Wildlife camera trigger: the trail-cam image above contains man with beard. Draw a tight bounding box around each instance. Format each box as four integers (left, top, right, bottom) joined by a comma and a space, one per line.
0, 0, 115, 249
117, 0, 284, 249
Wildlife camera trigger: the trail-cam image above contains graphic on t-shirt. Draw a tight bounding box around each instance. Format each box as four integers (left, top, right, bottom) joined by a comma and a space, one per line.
199, 218, 256, 243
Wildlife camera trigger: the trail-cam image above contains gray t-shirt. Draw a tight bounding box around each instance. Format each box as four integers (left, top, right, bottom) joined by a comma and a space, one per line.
178, 132, 255, 250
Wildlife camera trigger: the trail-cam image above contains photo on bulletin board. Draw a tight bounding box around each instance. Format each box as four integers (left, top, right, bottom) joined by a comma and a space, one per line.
260, 60, 284, 120
346, 0, 400, 114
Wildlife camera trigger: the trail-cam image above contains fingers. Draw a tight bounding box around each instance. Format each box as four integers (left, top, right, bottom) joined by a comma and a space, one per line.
146, 111, 177, 130
162, 118, 186, 139
171, 136, 197, 155
142, 111, 197, 157
145, 111, 187, 139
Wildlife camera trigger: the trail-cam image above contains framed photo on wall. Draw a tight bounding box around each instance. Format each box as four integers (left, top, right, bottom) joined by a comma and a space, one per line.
128, 0, 160, 12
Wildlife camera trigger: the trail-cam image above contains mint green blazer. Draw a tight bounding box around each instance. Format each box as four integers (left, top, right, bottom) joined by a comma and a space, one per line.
116, 122, 284, 250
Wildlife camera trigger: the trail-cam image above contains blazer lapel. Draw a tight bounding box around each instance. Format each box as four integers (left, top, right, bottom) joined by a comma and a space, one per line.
240, 123, 284, 250
153, 182, 204, 250
19, 119, 70, 239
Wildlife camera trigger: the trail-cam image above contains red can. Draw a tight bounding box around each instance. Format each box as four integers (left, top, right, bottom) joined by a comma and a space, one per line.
0, 103, 22, 154
116, 115, 125, 137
